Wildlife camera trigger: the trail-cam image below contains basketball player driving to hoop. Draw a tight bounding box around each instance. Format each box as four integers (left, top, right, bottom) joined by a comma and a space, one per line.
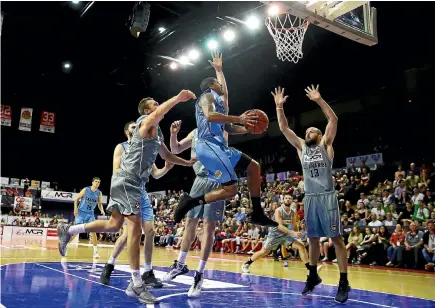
272, 85, 350, 303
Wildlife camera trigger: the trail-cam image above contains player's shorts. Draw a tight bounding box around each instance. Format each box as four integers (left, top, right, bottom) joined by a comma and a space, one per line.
187, 175, 225, 221
264, 233, 299, 251
106, 172, 142, 217
304, 191, 341, 238
196, 139, 242, 184
74, 211, 95, 224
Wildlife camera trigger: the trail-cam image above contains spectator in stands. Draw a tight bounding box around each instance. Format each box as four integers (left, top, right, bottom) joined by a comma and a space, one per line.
402, 222, 424, 269
398, 201, 415, 225
368, 213, 383, 227
321, 238, 333, 262
356, 201, 369, 221
343, 201, 354, 220
355, 227, 377, 265
172, 223, 184, 248
383, 212, 396, 227
423, 189, 433, 205
393, 174, 404, 189
386, 224, 406, 267
419, 170, 431, 188
353, 212, 367, 228
406, 171, 420, 190
408, 163, 419, 176
413, 200, 430, 224
411, 187, 424, 204
422, 220, 435, 271
248, 226, 267, 255
371, 226, 390, 266
358, 193, 370, 207
33, 217, 42, 227
371, 202, 385, 220
234, 208, 246, 225
345, 226, 363, 263
374, 182, 385, 195
48, 218, 58, 228
395, 166, 406, 181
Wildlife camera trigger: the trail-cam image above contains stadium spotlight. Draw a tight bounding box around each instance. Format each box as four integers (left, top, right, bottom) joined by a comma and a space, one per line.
188, 49, 200, 60
268, 5, 280, 16
207, 39, 218, 50
158, 27, 165, 33
245, 15, 260, 29
223, 29, 235, 42
63, 62, 71, 69
72, 1, 80, 4
179, 55, 189, 65
169, 62, 178, 70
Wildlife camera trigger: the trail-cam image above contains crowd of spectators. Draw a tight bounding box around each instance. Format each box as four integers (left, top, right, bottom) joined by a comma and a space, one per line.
126, 161, 435, 272
1, 210, 64, 228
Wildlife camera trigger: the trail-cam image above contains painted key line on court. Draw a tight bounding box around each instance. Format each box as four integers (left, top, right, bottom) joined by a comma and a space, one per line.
1, 262, 434, 308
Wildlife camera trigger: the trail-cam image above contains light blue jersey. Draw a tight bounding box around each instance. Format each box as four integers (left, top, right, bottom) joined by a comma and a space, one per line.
196, 89, 226, 145
78, 187, 101, 214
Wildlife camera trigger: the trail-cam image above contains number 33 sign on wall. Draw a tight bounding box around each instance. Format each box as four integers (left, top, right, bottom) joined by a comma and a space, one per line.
39, 111, 56, 133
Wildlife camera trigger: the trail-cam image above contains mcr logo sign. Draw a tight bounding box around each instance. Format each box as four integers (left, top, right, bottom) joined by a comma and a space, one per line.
16, 228, 44, 236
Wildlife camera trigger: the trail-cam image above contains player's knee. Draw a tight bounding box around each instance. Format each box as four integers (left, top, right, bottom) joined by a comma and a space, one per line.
108, 218, 123, 232
222, 183, 237, 197
308, 237, 320, 245
331, 236, 344, 246
262, 248, 271, 255
203, 219, 216, 233
142, 221, 154, 236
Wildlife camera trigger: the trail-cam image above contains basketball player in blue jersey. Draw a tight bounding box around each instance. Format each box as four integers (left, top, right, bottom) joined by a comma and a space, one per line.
272, 85, 350, 303
73, 177, 104, 258
174, 52, 277, 228
57, 90, 197, 304
100, 121, 173, 287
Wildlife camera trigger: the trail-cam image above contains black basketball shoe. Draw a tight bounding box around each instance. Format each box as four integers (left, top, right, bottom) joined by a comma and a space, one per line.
100, 263, 115, 285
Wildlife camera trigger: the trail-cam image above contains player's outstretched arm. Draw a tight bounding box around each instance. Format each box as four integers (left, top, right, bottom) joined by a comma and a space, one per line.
140, 90, 196, 135
199, 93, 257, 128
159, 143, 196, 167
209, 50, 229, 112
112, 144, 124, 174
169, 120, 194, 154
305, 85, 338, 145
151, 162, 174, 179
272, 87, 304, 152
224, 123, 248, 135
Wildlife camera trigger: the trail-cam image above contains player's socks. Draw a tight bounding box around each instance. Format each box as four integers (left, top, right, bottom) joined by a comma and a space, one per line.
144, 263, 152, 272
108, 256, 116, 265
131, 269, 142, 287
68, 224, 85, 235
177, 251, 188, 264
308, 264, 317, 277
245, 258, 254, 265
197, 260, 207, 273
340, 272, 348, 283
305, 263, 310, 270
93, 245, 98, 253
251, 197, 262, 212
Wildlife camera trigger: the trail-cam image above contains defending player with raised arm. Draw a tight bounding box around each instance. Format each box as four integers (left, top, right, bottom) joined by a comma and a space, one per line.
57, 90, 196, 305
73, 177, 104, 258
273, 86, 349, 303
100, 121, 173, 287
174, 53, 277, 227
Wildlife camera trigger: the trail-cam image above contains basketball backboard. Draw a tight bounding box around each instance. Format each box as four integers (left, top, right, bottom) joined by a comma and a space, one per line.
264, 1, 378, 46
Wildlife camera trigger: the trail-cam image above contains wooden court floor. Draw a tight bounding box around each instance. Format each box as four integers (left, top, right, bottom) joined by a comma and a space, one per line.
1, 239, 435, 307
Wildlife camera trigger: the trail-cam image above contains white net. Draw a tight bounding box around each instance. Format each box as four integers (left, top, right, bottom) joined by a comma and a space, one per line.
265, 13, 309, 63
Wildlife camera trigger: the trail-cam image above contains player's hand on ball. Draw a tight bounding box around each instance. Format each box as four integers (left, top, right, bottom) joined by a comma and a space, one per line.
165, 161, 175, 169
170, 120, 182, 134
177, 90, 197, 102
239, 111, 258, 128
271, 86, 288, 108
208, 50, 223, 71
305, 84, 321, 101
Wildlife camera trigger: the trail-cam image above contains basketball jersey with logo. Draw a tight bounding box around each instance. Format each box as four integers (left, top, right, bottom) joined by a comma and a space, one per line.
78, 187, 101, 213
191, 129, 208, 177
301, 144, 334, 193
120, 115, 163, 185
195, 89, 226, 145
268, 205, 294, 238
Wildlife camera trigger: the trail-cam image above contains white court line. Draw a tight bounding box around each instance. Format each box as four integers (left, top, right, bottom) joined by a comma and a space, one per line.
35, 263, 125, 292
154, 291, 398, 308
0, 303, 7, 307
217, 269, 435, 302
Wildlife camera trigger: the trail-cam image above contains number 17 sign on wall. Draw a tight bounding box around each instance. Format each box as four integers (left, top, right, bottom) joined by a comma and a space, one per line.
40, 111, 56, 133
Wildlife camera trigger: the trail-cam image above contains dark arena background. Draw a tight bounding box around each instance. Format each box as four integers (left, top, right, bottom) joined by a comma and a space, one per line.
1, 1, 435, 308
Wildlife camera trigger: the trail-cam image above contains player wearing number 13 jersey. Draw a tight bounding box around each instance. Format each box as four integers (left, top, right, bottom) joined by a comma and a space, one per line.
272, 85, 350, 304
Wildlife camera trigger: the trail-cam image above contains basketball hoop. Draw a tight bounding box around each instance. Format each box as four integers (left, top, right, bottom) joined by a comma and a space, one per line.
265, 13, 309, 63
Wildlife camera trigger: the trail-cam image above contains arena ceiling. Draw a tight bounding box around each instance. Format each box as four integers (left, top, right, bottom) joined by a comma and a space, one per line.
1, 1, 433, 191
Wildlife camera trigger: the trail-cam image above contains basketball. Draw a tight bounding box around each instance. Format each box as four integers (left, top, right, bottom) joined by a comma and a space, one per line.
246, 109, 269, 134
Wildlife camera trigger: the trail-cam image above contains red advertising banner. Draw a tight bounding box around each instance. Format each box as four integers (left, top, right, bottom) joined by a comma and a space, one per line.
1, 104, 12, 126
39, 111, 56, 133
